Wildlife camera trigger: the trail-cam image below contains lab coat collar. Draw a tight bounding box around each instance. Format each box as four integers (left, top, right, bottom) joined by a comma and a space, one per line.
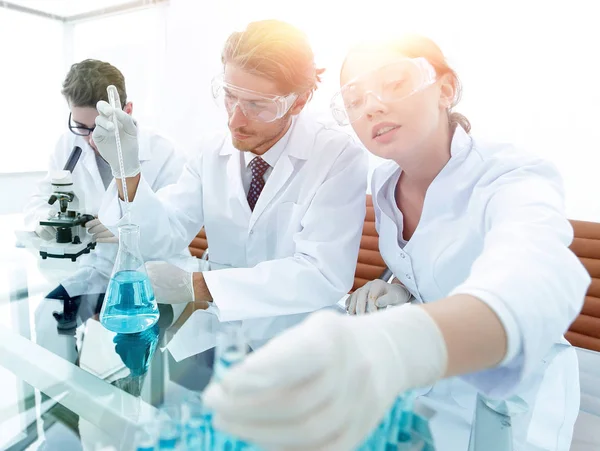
282, 113, 312, 160
449, 124, 472, 158
372, 124, 473, 203
137, 127, 152, 162
243, 117, 294, 169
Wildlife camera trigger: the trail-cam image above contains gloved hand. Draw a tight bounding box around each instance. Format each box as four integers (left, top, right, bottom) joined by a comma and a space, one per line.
145, 261, 195, 304
85, 218, 118, 244
347, 279, 412, 315
35, 224, 56, 241
34, 208, 57, 241
203, 305, 448, 451
92, 101, 141, 178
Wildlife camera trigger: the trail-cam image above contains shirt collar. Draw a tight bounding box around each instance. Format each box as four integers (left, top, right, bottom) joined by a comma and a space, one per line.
243, 117, 296, 169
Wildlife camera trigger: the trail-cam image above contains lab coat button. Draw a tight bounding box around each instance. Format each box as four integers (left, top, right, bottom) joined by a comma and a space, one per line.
249, 230, 254, 235
406, 274, 412, 280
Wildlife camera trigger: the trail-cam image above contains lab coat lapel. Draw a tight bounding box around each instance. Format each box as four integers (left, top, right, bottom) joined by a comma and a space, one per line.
79, 146, 105, 194
248, 116, 311, 229
221, 140, 252, 219
372, 162, 400, 221
249, 153, 294, 229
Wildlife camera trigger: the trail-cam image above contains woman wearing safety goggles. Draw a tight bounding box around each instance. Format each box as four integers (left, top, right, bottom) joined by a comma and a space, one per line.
205, 35, 588, 451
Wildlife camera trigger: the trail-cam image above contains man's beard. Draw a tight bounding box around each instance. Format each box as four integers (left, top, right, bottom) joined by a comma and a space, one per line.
230, 115, 290, 154
231, 134, 261, 152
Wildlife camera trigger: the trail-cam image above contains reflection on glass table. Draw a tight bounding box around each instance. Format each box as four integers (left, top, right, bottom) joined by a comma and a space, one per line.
114, 323, 160, 378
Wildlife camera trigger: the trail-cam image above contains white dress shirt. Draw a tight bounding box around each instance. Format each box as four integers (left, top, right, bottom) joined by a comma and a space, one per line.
240, 121, 294, 196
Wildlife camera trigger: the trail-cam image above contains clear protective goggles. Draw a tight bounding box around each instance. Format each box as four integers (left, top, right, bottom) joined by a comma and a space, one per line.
211, 75, 298, 123
330, 57, 437, 126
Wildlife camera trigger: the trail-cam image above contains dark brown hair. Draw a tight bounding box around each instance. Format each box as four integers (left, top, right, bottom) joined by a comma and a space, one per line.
61, 59, 127, 108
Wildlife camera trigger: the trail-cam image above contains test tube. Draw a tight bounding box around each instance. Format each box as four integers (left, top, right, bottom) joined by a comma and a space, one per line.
181, 395, 205, 429
182, 395, 209, 450
133, 423, 158, 451
213, 323, 248, 382
106, 85, 131, 223
157, 404, 182, 450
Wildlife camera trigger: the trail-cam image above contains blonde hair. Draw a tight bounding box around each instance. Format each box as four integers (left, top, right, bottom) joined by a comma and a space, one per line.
346, 35, 471, 133
221, 20, 324, 98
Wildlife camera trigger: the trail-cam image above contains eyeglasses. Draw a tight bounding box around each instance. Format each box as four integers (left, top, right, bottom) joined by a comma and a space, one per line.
68, 112, 95, 137
211, 75, 298, 123
330, 58, 437, 126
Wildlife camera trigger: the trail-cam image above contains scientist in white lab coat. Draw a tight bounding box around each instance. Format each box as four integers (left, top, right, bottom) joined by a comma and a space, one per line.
203, 35, 591, 451
24, 59, 184, 299
94, 20, 368, 322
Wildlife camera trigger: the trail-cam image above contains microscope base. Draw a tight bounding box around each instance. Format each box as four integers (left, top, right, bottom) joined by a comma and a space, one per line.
40, 241, 97, 262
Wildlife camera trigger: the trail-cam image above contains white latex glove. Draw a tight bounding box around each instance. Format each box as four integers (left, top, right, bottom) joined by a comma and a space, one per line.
145, 261, 195, 304
35, 224, 56, 241
203, 305, 448, 451
92, 101, 141, 178
347, 279, 412, 315
34, 208, 57, 241
85, 218, 117, 244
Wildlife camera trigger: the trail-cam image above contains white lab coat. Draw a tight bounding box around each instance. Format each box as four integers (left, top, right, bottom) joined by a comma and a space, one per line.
100, 112, 368, 322
24, 130, 184, 296
372, 125, 591, 450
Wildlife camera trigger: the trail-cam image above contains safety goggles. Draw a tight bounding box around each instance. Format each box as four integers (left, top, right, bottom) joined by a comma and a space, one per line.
211, 75, 298, 123
330, 58, 437, 126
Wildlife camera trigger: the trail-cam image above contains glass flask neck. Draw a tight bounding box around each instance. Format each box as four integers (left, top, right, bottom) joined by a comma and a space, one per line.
115, 224, 145, 273
118, 224, 140, 248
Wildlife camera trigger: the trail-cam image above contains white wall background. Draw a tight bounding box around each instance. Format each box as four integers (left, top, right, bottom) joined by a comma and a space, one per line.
160, 0, 600, 220
69, 4, 168, 131
1, 0, 599, 220
0, 7, 64, 173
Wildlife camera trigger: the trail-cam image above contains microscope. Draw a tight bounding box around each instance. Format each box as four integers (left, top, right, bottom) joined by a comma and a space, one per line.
38, 146, 96, 262
37, 146, 98, 330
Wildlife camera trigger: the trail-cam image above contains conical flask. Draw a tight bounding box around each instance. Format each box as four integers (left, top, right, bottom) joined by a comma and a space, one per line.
100, 224, 159, 333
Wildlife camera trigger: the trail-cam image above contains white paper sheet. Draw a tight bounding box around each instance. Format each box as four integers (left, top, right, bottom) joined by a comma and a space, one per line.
163, 308, 221, 362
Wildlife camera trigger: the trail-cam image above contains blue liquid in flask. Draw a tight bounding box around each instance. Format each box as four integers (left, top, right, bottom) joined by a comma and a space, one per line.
101, 270, 159, 334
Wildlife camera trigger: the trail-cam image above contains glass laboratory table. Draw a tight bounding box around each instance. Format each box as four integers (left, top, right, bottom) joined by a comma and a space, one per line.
2, 213, 600, 451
